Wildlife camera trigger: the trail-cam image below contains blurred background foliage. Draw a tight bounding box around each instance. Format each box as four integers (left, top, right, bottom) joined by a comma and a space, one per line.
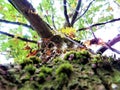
0, 0, 117, 63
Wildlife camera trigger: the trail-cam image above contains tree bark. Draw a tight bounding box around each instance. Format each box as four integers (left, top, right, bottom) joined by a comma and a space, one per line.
8, 0, 53, 38
8, 0, 85, 54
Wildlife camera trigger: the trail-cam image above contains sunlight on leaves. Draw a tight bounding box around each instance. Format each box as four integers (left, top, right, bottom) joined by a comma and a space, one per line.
60, 27, 76, 38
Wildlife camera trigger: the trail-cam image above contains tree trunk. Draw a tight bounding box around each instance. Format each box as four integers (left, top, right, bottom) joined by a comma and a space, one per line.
9, 0, 53, 38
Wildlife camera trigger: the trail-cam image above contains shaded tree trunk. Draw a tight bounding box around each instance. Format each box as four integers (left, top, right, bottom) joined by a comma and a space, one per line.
9, 0, 53, 39
8, 0, 78, 54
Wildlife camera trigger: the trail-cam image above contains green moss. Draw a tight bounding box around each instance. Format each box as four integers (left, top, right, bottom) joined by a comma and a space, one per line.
38, 72, 45, 78
29, 56, 41, 64
20, 73, 31, 83
53, 57, 67, 64
38, 72, 45, 84
68, 78, 81, 90
40, 66, 52, 75
56, 73, 68, 90
64, 50, 91, 64
91, 54, 104, 63
75, 51, 91, 64
112, 69, 120, 83
20, 58, 33, 69
55, 63, 73, 89
64, 51, 76, 60
91, 54, 113, 64
24, 64, 36, 75
19, 81, 34, 90
1, 49, 120, 90
56, 63, 73, 77
54, 57, 62, 63
40, 84, 55, 90
76, 50, 90, 58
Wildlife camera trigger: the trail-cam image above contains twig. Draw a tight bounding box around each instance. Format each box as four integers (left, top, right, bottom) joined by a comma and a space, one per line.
50, 0, 57, 30
0, 31, 37, 44
107, 45, 120, 54
67, 1, 75, 12
75, 0, 95, 22
39, 4, 54, 30
65, 35, 95, 54
63, 0, 71, 27
52, 15, 57, 30
65, 35, 85, 48
0, 19, 33, 29
89, 26, 99, 45
71, 0, 82, 26
90, 27, 97, 39
39, 4, 50, 23
114, 1, 120, 7
78, 18, 120, 31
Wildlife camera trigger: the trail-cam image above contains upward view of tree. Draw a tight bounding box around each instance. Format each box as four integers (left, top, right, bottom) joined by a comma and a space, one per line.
1, 0, 120, 90
0, 0, 120, 63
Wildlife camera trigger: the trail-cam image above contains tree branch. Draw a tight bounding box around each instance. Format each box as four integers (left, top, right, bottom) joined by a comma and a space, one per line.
0, 30, 37, 43
71, 0, 81, 26
114, 1, 120, 7
52, 15, 57, 30
78, 18, 120, 31
63, 0, 71, 27
8, 0, 53, 38
75, 0, 95, 22
50, 1, 57, 30
97, 34, 120, 54
39, 4, 54, 30
65, 35, 95, 54
0, 19, 33, 29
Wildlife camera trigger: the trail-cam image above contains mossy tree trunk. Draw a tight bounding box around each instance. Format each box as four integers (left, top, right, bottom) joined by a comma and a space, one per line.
5, 1, 120, 90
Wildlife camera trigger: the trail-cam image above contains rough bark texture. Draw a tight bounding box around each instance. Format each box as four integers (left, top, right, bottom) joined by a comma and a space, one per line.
4, 1, 120, 90
9, 0, 53, 38
0, 50, 120, 90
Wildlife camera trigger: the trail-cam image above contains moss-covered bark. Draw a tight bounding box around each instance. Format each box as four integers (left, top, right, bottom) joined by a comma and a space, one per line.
0, 50, 120, 90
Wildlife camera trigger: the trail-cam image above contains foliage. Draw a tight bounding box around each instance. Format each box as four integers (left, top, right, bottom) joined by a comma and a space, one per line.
0, 0, 119, 64
0, 0, 120, 90
0, 0, 26, 22
115, 0, 120, 5
0, 38, 29, 63
59, 27, 76, 38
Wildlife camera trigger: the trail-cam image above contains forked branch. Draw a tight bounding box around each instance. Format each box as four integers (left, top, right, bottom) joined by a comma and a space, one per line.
63, 0, 71, 27
71, 0, 81, 26
75, 0, 95, 22
97, 34, 120, 54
